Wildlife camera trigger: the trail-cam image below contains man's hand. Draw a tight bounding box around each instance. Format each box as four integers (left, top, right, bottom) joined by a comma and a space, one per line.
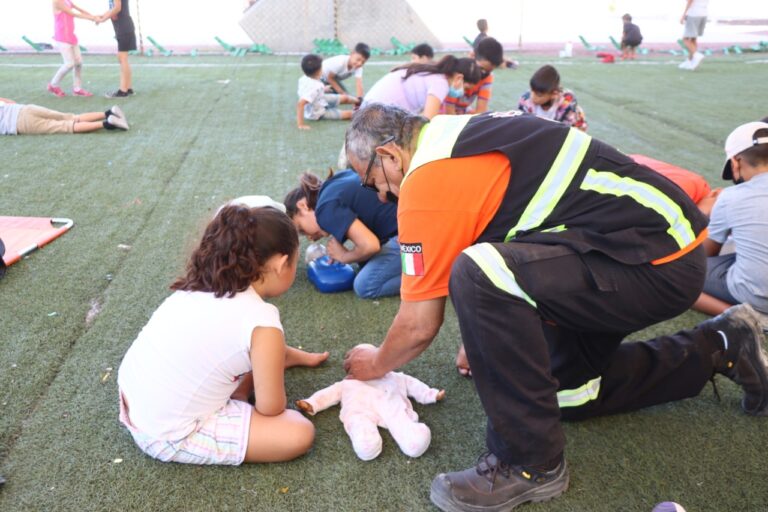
343, 344, 385, 381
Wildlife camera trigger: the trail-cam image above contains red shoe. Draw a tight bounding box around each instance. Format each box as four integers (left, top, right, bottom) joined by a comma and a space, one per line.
73, 88, 93, 97
47, 83, 66, 97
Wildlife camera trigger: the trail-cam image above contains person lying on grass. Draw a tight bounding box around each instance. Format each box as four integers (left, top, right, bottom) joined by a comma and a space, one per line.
0, 97, 128, 134
117, 204, 328, 464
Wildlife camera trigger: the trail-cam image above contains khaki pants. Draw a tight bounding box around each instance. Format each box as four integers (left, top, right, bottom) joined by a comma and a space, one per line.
16, 105, 76, 134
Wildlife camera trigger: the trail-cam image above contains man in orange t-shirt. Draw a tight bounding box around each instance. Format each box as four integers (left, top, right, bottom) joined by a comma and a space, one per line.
342, 104, 768, 512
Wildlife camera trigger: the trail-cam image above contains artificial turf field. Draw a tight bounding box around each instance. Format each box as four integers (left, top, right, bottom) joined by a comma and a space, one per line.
1, 51, 767, 512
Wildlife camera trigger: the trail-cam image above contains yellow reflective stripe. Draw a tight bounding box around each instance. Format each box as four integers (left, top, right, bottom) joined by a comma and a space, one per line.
404, 114, 473, 184
557, 377, 601, 408
541, 224, 567, 233
505, 129, 592, 241
580, 169, 696, 249
462, 243, 536, 307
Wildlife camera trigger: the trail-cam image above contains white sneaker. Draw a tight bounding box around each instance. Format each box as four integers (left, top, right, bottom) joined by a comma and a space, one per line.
110, 105, 126, 120
689, 52, 705, 70
678, 59, 692, 70
107, 114, 129, 131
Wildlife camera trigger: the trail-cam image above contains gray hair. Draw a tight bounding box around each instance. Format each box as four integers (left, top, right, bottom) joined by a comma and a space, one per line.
345, 103, 428, 165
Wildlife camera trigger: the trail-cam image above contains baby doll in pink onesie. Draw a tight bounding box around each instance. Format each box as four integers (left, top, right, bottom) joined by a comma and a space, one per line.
296, 349, 445, 461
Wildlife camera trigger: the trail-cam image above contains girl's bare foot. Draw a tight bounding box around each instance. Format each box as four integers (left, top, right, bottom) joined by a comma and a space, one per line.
286, 346, 329, 368
456, 344, 472, 378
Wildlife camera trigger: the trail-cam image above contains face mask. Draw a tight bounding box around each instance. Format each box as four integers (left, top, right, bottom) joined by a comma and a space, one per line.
448, 86, 464, 98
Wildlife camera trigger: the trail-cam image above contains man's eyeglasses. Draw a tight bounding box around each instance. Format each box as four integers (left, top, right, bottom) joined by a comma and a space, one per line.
361, 135, 396, 192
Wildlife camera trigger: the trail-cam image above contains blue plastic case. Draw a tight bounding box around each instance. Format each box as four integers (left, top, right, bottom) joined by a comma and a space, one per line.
307, 256, 355, 293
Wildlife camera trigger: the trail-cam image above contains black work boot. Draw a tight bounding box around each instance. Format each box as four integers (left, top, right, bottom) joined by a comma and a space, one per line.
703, 304, 768, 416
430, 452, 569, 512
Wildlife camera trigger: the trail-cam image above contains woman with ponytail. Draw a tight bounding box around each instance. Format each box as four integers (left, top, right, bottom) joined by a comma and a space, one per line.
361, 54, 482, 119
284, 169, 400, 299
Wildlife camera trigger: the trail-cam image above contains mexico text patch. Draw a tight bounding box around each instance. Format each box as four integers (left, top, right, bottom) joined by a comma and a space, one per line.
400, 242, 424, 276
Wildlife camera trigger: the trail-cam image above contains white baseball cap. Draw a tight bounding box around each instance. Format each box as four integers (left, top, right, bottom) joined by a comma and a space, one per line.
722, 121, 768, 180
216, 195, 286, 215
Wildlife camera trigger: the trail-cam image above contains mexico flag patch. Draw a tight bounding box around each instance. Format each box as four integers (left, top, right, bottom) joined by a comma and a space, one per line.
400, 242, 424, 276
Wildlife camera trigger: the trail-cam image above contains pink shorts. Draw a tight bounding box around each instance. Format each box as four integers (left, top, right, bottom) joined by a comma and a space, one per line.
119, 391, 252, 465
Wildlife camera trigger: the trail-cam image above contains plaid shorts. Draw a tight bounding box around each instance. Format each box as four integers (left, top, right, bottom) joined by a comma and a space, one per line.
119, 391, 252, 465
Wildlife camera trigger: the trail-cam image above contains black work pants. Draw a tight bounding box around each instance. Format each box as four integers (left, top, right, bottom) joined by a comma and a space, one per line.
448, 241, 720, 466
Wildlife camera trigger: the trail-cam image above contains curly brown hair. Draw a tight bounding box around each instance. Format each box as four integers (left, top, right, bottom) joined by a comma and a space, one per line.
171, 205, 298, 298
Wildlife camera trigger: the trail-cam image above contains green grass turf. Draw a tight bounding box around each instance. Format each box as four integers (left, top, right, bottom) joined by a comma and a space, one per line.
1, 52, 767, 511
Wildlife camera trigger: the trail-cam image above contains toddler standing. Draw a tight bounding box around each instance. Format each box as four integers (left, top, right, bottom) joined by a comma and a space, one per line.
48, 0, 96, 97
118, 205, 328, 464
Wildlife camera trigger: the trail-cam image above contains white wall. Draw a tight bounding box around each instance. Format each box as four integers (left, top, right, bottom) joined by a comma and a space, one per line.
1, 0, 766, 50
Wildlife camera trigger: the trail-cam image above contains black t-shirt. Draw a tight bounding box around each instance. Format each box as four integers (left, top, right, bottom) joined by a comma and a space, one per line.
110, 0, 134, 33
623, 22, 643, 45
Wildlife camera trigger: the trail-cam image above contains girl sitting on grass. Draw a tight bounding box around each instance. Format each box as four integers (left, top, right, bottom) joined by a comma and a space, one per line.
117, 204, 328, 465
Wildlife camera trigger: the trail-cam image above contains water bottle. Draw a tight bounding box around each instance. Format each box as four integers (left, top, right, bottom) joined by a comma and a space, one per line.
305, 242, 327, 264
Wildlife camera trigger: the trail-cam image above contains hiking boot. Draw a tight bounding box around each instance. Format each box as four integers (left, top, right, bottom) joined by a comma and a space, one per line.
47, 83, 66, 97
704, 304, 768, 416
106, 114, 129, 131
430, 452, 569, 512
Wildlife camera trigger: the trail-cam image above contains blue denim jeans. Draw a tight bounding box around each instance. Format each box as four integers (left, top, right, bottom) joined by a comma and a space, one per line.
353, 237, 401, 299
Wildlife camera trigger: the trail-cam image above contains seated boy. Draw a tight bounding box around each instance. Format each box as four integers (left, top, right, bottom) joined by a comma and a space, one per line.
692, 121, 768, 325
0, 98, 128, 134
410, 43, 434, 63
518, 65, 587, 131
621, 13, 643, 60
321, 42, 370, 98
297, 54, 359, 131
445, 38, 503, 115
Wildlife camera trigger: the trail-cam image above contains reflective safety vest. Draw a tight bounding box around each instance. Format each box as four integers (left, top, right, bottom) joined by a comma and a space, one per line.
405, 111, 708, 265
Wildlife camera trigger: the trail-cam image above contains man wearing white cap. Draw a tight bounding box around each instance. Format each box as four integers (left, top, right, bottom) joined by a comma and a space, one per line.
693, 122, 768, 326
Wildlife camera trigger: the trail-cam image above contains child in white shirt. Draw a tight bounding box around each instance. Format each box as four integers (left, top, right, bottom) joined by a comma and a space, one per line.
297, 54, 359, 130
321, 42, 370, 98
118, 204, 328, 465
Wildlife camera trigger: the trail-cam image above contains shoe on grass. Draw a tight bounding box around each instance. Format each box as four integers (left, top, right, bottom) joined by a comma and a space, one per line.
678, 60, 692, 70
47, 83, 66, 97
72, 88, 93, 97
704, 304, 768, 416
105, 89, 130, 98
689, 51, 705, 70
106, 114, 129, 131
430, 452, 569, 512
110, 105, 126, 120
